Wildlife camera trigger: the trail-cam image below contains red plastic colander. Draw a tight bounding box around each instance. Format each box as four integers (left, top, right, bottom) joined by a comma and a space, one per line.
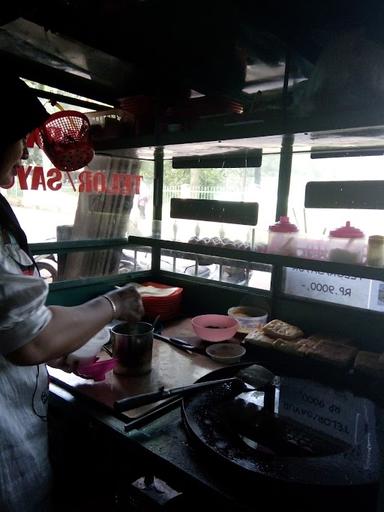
34, 110, 94, 172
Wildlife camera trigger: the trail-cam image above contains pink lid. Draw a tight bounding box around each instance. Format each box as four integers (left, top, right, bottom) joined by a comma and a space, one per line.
329, 221, 364, 238
269, 216, 298, 233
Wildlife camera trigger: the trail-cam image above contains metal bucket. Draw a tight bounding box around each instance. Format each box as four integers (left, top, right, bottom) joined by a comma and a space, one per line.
111, 322, 153, 376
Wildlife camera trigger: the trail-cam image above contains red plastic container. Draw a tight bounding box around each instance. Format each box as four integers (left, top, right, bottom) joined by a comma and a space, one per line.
140, 281, 183, 321
118, 96, 156, 135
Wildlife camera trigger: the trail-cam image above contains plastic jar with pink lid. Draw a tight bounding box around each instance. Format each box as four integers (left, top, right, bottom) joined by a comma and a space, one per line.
328, 221, 365, 264
267, 216, 299, 256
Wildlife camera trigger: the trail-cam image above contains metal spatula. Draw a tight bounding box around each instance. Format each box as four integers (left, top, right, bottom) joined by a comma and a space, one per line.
113, 377, 242, 412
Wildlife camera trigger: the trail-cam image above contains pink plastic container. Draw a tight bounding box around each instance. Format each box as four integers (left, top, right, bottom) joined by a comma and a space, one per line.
191, 314, 239, 342
328, 221, 365, 264
267, 216, 299, 256
76, 358, 117, 381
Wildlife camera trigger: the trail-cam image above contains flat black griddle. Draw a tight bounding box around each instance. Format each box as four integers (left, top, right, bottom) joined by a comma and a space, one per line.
181, 363, 379, 495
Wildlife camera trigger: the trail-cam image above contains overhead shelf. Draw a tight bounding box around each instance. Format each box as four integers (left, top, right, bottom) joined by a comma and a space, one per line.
128, 235, 384, 282
95, 108, 384, 160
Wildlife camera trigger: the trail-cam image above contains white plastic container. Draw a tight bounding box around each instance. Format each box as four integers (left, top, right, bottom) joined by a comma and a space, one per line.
296, 235, 329, 260
227, 306, 268, 334
267, 216, 299, 256
328, 221, 365, 264
66, 327, 111, 366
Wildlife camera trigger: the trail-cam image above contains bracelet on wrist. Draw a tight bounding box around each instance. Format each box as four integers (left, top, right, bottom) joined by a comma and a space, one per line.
102, 294, 117, 319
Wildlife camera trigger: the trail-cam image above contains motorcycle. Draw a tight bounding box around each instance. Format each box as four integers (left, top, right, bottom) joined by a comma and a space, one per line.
34, 247, 255, 286
35, 252, 58, 283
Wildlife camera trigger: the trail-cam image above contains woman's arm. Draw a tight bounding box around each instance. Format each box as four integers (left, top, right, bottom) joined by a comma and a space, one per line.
6, 285, 143, 366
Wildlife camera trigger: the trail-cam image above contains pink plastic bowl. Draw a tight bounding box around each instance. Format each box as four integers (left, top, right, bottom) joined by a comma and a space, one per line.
191, 314, 239, 342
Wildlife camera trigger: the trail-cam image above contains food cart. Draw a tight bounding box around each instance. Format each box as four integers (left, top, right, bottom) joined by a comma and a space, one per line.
1, 3, 384, 511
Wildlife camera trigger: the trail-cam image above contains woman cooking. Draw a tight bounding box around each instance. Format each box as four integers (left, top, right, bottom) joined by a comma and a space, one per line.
0, 75, 144, 511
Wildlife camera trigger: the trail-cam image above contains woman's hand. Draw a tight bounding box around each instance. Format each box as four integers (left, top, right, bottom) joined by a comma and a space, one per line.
6, 284, 144, 366
106, 284, 144, 323
46, 355, 77, 373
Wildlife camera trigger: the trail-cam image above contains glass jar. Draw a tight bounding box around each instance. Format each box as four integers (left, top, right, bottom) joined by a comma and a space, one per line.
367, 235, 384, 266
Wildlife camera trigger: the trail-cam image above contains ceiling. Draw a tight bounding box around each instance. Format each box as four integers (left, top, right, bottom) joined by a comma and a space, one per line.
1, 0, 384, 108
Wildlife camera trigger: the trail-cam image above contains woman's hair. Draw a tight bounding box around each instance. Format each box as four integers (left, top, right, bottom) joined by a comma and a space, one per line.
0, 75, 48, 150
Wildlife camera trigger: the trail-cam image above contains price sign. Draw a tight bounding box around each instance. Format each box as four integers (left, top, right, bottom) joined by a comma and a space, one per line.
368, 280, 384, 312
284, 267, 371, 308
279, 377, 375, 446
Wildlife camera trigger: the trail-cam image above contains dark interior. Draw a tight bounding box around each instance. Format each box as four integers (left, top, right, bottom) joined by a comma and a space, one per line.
1, 1, 383, 105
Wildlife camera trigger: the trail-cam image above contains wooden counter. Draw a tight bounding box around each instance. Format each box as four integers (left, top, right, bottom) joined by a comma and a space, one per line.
48, 318, 228, 420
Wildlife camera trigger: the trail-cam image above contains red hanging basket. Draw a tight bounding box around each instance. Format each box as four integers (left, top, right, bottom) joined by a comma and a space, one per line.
35, 110, 94, 172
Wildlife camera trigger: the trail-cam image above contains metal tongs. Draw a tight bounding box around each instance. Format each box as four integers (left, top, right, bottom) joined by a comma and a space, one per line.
113, 377, 240, 412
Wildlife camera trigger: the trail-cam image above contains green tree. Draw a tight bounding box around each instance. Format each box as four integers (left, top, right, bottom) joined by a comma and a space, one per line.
163, 161, 190, 187
163, 160, 226, 188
